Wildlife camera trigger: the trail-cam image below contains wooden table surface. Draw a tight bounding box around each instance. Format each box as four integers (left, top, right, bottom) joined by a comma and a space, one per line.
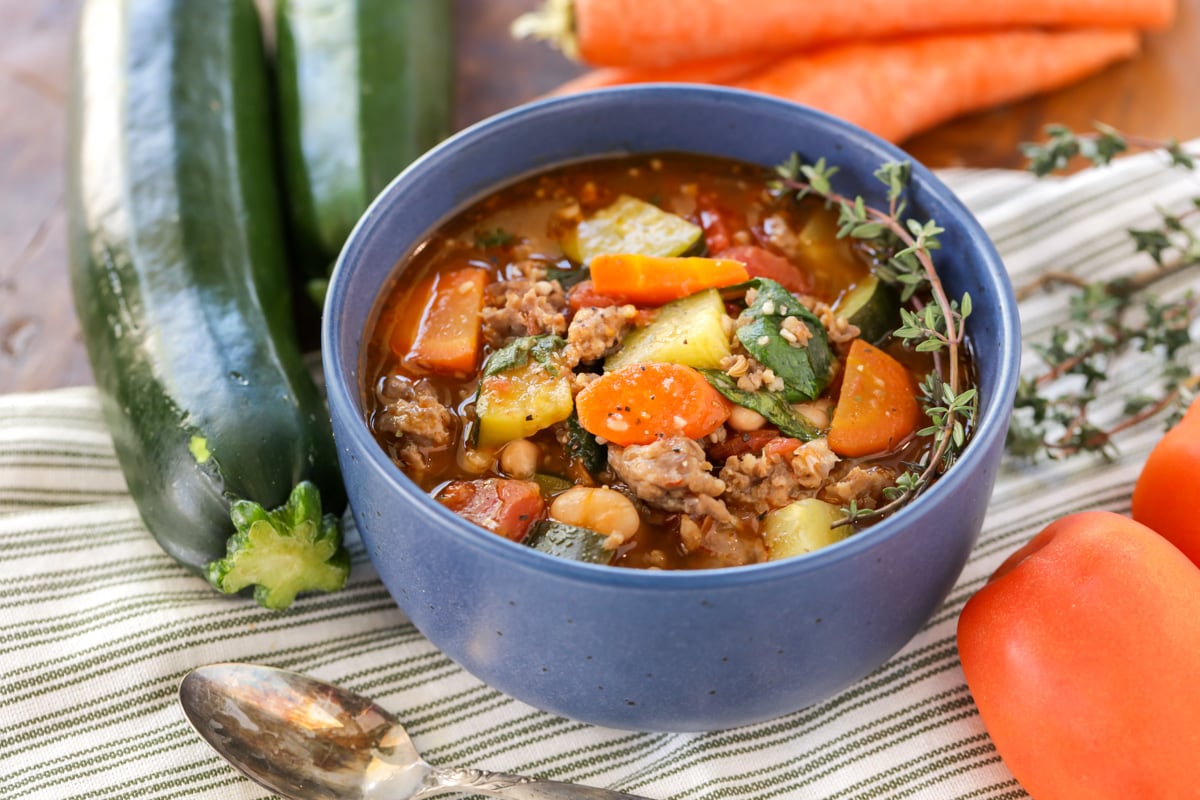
3, 0, 1198, 393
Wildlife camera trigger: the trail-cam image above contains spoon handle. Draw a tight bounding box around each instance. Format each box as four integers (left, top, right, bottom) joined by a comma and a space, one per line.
419, 766, 654, 799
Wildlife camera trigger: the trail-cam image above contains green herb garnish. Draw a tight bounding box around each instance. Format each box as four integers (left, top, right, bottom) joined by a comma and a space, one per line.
771, 153, 974, 526
474, 227, 516, 249
1008, 124, 1198, 460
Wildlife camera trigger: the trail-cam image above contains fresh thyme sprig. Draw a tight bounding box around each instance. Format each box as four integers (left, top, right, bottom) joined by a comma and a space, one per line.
1021, 122, 1195, 176
1008, 124, 1199, 460
771, 155, 977, 526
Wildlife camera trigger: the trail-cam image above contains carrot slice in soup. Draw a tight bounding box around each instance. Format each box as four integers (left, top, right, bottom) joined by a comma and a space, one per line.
575, 362, 731, 446
403, 266, 487, 376
828, 339, 920, 457
589, 254, 748, 306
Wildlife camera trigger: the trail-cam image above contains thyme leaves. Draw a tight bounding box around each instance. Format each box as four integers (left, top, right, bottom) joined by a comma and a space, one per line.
772, 155, 976, 526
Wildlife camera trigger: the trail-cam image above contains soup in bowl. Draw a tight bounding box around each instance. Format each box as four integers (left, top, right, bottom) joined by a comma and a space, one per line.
323, 85, 1019, 731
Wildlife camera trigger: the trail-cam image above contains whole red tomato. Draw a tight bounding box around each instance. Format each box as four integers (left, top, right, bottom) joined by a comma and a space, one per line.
1132, 397, 1200, 565
957, 511, 1200, 799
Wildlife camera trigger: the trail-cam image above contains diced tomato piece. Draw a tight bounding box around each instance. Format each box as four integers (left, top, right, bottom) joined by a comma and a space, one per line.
566, 279, 622, 312
437, 478, 545, 542
696, 192, 747, 254
707, 429, 795, 461
763, 437, 803, 457
715, 244, 812, 294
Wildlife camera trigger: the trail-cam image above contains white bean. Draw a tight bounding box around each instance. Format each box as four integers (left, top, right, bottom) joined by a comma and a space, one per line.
549, 486, 641, 542
728, 405, 767, 432
499, 439, 540, 478
793, 398, 833, 429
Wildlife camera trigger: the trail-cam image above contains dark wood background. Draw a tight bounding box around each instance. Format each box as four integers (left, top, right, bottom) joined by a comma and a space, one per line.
3, 0, 1198, 393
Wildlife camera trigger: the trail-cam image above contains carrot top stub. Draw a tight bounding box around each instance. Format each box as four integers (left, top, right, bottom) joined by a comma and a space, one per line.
828, 339, 921, 457
589, 254, 749, 306
575, 362, 732, 446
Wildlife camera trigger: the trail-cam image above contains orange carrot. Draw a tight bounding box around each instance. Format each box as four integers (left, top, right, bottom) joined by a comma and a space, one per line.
589, 254, 749, 306
404, 266, 488, 376
385, 273, 434, 357
514, 0, 1172, 68
548, 28, 1141, 143
576, 362, 731, 446
828, 339, 920, 457
732, 28, 1140, 142
546, 54, 774, 96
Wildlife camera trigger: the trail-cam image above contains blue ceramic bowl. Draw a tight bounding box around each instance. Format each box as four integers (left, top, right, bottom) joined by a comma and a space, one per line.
323, 85, 1020, 732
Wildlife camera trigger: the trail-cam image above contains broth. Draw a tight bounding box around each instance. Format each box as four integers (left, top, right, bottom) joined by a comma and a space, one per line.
361, 152, 968, 569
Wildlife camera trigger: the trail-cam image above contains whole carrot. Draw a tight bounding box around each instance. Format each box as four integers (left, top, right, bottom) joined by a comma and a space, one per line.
549, 28, 1141, 143
545, 53, 774, 95
514, 0, 1173, 68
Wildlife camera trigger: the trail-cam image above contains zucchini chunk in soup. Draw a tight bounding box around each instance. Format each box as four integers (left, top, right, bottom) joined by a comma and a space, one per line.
362, 153, 972, 570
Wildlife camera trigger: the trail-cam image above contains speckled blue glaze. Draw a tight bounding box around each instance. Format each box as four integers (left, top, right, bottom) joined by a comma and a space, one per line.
323, 85, 1020, 732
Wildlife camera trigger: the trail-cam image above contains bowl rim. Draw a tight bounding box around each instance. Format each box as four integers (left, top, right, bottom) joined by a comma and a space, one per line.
323, 84, 1021, 591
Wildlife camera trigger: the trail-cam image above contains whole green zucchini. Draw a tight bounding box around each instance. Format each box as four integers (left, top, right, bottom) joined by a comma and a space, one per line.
275, 0, 454, 287
67, 0, 349, 609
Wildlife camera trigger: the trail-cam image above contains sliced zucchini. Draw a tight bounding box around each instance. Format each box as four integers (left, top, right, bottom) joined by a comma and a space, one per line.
475, 337, 573, 448
531, 472, 573, 495
604, 288, 731, 371
561, 194, 702, 264
762, 498, 849, 560
834, 274, 901, 346
526, 520, 615, 565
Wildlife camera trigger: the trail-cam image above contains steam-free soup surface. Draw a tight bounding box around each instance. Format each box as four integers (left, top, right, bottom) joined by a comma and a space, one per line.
362, 152, 961, 569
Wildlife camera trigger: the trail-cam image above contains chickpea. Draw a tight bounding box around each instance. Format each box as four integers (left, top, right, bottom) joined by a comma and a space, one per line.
499, 439, 541, 479
459, 446, 494, 474
549, 486, 641, 542
728, 405, 767, 432
793, 398, 833, 429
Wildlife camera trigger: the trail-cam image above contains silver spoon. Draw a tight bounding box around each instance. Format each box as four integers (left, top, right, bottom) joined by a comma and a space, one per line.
179, 662, 656, 800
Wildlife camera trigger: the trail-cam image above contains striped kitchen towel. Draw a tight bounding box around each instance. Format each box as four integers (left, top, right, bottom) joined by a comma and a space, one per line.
2, 142, 1197, 800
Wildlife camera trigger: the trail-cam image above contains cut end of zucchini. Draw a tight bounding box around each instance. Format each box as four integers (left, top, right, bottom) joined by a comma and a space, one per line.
762, 498, 849, 561
205, 481, 350, 610
561, 194, 703, 264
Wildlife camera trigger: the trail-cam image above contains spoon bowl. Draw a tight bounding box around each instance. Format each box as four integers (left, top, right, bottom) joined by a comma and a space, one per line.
179, 662, 652, 800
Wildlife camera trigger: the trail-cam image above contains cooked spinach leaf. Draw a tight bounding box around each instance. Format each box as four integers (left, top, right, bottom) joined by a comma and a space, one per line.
474, 227, 516, 248
736, 278, 835, 402
482, 335, 566, 377
543, 263, 591, 290
699, 370, 821, 441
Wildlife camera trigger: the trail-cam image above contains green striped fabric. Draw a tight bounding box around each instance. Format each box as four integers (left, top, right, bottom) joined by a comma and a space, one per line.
3, 146, 1197, 799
